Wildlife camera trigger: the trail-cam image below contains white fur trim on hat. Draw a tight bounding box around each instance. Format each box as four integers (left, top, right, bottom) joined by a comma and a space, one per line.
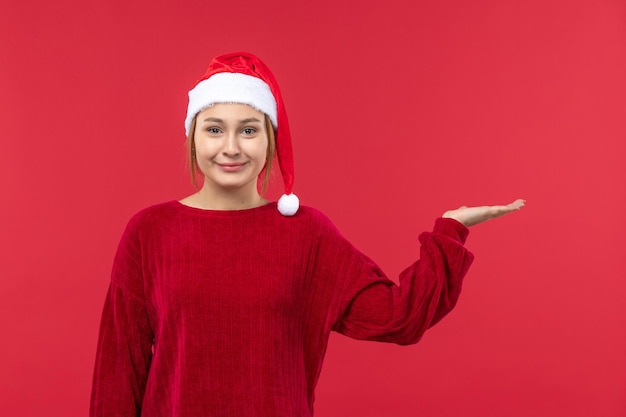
185, 72, 277, 136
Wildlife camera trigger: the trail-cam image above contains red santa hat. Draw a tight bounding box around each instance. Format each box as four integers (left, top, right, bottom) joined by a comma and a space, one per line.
185, 52, 299, 216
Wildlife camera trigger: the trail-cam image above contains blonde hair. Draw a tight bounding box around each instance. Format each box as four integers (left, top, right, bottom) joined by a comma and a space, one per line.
187, 114, 276, 194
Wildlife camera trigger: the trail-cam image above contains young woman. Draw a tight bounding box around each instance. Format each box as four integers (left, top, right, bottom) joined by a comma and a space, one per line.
90, 52, 524, 417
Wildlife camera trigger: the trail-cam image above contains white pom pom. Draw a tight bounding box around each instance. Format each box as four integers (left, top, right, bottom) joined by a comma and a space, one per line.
277, 193, 299, 216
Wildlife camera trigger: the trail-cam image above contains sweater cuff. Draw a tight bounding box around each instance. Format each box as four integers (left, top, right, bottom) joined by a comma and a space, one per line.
433, 217, 470, 244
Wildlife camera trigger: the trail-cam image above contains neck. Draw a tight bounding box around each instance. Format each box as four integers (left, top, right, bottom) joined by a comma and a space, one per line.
194, 182, 267, 210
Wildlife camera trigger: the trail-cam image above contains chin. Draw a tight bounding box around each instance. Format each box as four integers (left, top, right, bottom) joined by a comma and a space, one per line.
207, 178, 258, 192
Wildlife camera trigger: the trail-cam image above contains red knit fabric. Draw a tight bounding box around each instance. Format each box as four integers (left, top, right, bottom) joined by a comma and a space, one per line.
90, 201, 474, 417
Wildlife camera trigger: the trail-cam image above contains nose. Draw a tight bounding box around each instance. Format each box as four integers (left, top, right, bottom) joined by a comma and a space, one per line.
222, 133, 240, 157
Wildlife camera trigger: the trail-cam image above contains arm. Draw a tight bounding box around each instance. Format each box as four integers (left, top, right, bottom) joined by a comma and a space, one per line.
332, 217, 473, 345
332, 199, 525, 345
90, 219, 154, 417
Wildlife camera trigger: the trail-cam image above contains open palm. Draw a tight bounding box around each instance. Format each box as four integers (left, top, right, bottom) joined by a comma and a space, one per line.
443, 199, 526, 227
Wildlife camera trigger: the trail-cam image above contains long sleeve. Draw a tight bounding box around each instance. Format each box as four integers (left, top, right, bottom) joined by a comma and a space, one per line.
331, 217, 474, 345
90, 219, 154, 417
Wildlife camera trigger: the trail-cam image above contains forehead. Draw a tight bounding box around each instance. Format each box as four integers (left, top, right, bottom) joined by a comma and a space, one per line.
198, 103, 265, 120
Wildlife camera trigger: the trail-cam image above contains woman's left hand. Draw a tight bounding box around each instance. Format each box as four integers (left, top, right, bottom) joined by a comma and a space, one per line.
442, 199, 526, 227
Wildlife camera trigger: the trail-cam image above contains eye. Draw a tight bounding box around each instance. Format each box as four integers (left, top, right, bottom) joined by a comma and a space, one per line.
242, 127, 257, 136
206, 127, 222, 134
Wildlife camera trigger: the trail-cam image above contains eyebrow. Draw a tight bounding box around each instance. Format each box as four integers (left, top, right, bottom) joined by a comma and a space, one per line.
202, 117, 263, 124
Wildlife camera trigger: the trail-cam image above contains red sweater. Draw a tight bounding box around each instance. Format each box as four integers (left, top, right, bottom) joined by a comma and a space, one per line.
90, 201, 473, 417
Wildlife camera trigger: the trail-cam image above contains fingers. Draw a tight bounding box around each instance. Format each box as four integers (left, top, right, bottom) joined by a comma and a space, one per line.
442, 199, 526, 227
494, 199, 526, 213
487, 199, 526, 220
508, 199, 526, 210
479, 200, 525, 214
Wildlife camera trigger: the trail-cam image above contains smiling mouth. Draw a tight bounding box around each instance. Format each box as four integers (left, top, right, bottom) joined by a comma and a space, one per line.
216, 162, 247, 172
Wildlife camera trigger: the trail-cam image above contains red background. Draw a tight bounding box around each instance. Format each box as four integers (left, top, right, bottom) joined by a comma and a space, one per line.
1, 1, 625, 416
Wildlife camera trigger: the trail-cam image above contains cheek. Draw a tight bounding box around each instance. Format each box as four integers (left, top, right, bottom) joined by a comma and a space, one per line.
258, 143, 269, 160
194, 138, 220, 157
251, 138, 269, 160
236, 138, 265, 160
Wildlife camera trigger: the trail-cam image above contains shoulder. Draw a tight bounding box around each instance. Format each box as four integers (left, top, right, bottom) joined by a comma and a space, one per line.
128, 200, 178, 222
288, 204, 345, 240
122, 201, 180, 236
293, 204, 330, 222
289, 204, 333, 226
